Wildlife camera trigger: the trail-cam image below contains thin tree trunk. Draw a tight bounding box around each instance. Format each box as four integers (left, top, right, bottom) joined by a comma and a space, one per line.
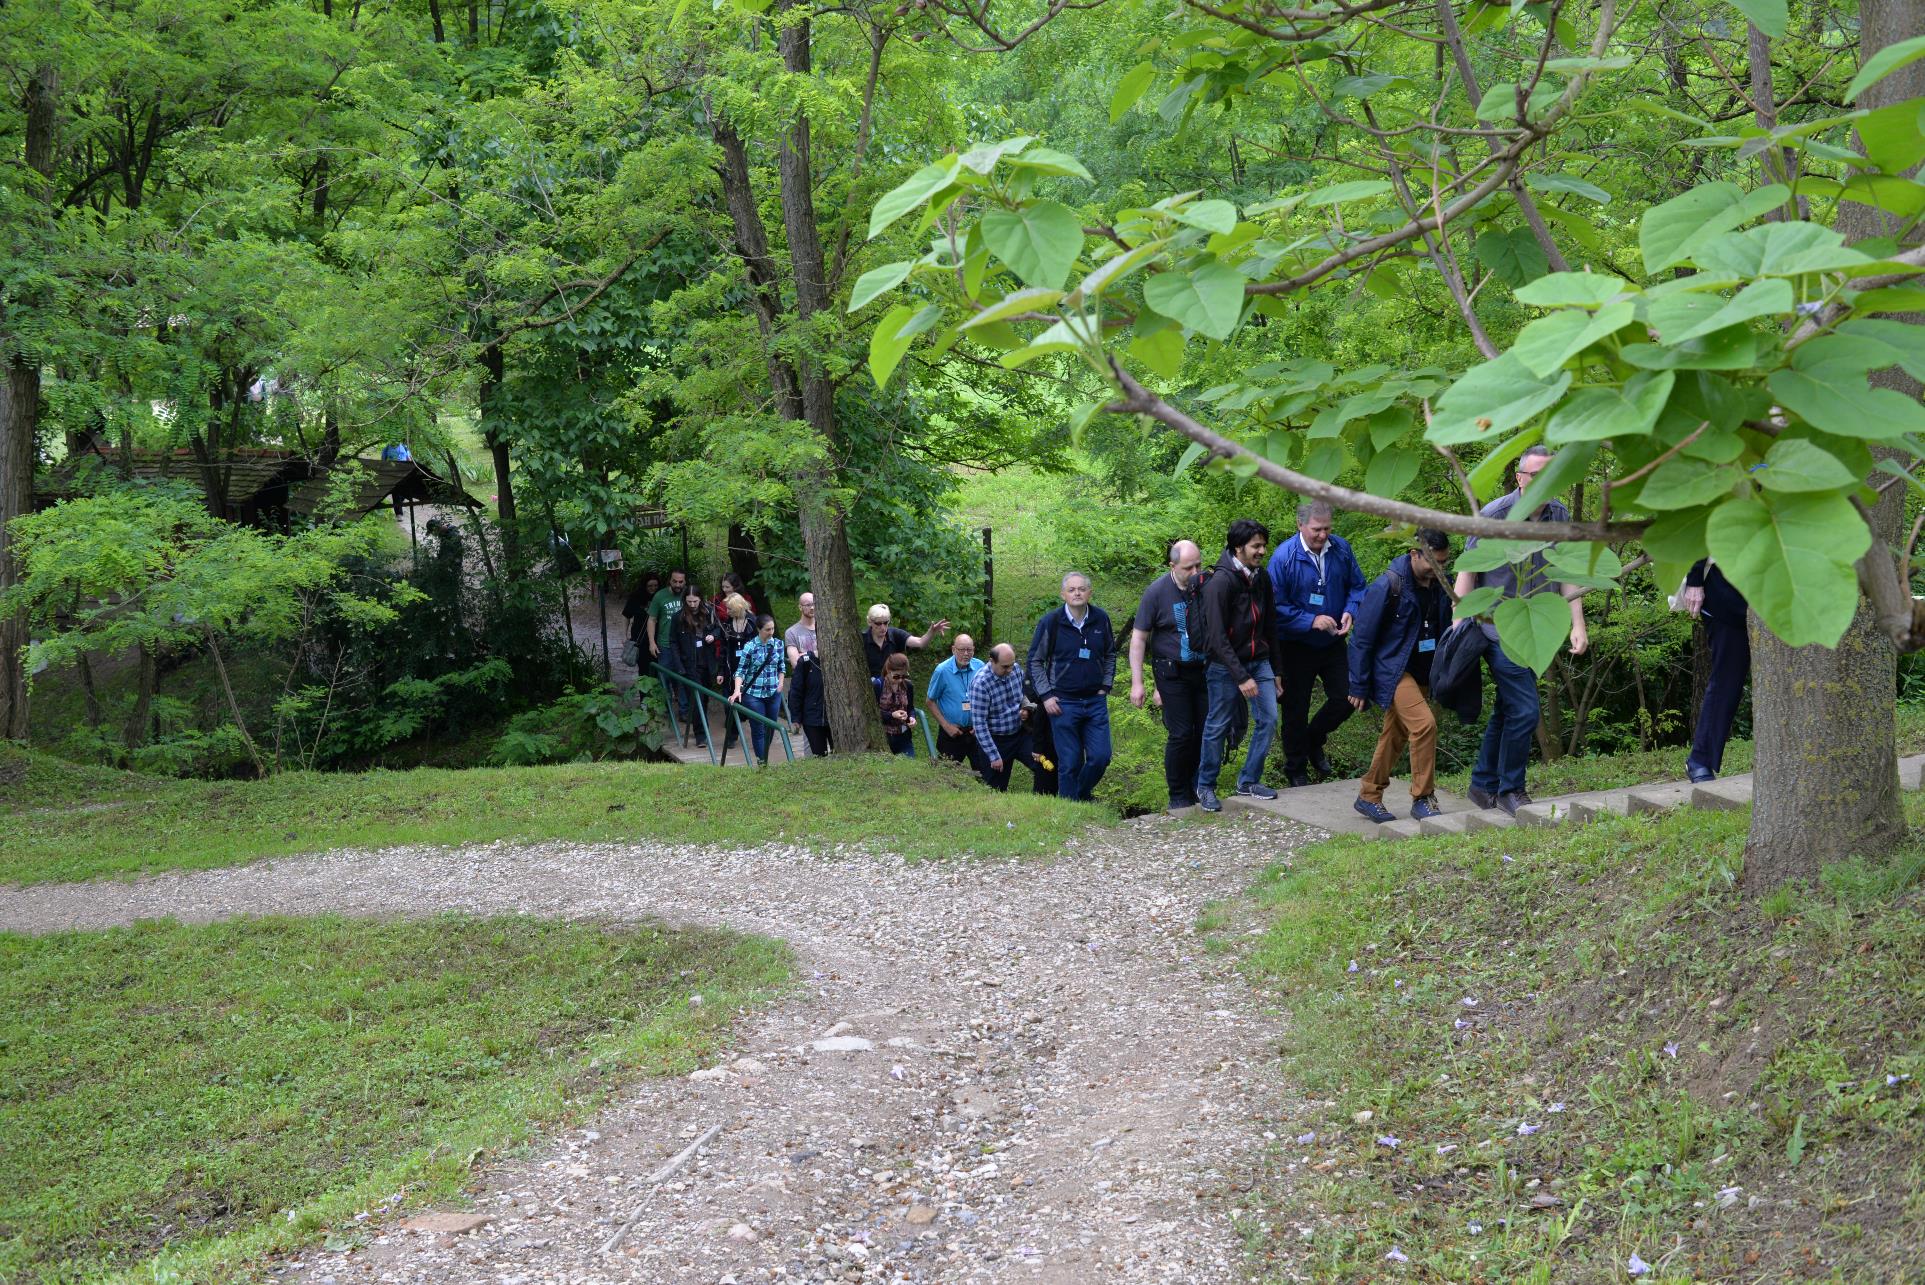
478, 339, 518, 567
77, 650, 102, 729
124, 641, 156, 749
205, 630, 266, 775
1744, 0, 1920, 890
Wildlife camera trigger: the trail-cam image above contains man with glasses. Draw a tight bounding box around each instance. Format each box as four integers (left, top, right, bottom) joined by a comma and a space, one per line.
1453, 444, 1590, 817
926, 633, 988, 769
1348, 529, 1455, 823
1269, 501, 1366, 787
1128, 539, 1209, 812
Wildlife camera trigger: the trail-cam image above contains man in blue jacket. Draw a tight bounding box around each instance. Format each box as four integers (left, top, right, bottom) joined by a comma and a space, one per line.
1026, 571, 1118, 802
1346, 529, 1454, 823
1268, 500, 1366, 787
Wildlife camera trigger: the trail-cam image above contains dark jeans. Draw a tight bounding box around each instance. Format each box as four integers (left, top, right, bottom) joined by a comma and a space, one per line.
937, 727, 988, 774
1279, 639, 1354, 770
801, 723, 831, 756
741, 691, 782, 763
1154, 663, 1210, 806
1471, 639, 1539, 795
1028, 707, 1059, 796
1050, 694, 1112, 801
979, 729, 1033, 792
1690, 615, 1750, 775
886, 728, 917, 757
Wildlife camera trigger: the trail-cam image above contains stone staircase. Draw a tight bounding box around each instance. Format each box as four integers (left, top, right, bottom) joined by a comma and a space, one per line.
1222, 754, 1925, 841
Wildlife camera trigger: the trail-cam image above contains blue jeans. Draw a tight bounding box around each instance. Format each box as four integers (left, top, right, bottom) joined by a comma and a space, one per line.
742, 691, 783, 762
1197, 660, 1278, 794
1471, 641, 1539, 795
1050, 694, 1112, 801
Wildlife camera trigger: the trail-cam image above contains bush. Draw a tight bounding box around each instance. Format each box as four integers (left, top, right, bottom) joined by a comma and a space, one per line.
492, 682, 670, 766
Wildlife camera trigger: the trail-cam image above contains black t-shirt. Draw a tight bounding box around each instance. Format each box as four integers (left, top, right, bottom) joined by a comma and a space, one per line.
1406, 577, 1448, 687
1133, 573, 1207, 667
861, 626, 910, 678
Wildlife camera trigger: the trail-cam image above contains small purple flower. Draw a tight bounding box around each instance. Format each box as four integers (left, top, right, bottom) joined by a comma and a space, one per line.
1663, 1041, 1679, 1059
1385, 1246, 1410, 1263
1466, 1221, 1482, 1234
1628, 1251, 1652, 1276
1501, 855, 1516, 864
1889, 1074, 1912, 1087
1548, 1102, 1566, 1113
1377, 1134, 1399, 1148
1516, 1121, 1539, 1136
1394, 979, 1405, 989
1347, 959, 1359, 973
1461, 997, 1478, 1008
1296, 1131, 1317, 1145
1454, 1018, 1470, 1030
1435, 1143, 1458, 1155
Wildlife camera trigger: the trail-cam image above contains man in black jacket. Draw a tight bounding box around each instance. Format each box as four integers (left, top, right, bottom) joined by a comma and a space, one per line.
1129, 539, 1209, 812
1195, 519, 1285, 813
1025, 572, 1118, 801
1681, 559, 1749, 782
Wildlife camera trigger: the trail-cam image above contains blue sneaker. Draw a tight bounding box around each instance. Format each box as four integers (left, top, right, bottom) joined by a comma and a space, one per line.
1237, 781, 1279, 800
1353, 797, 1396, 824
1197, 786, 1222, 813
1410, 795, 1442, 821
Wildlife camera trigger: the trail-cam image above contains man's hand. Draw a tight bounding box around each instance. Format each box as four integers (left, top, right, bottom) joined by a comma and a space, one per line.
1680, 585, 1705, 618
1337, 612, 1354, 637
1152, 687, 1163, 708
939, 718, 961, 738
1348, 695, 1367, 711
1569, 621, 1589, 656
1313, 614, 1340, 634
1275, 676, 1285, 697
649, 639, 661, 658
1238, 677, 1258, 698
989, 758, 1004, 773
1129, 681, 1146, 708
1044, 696, 1062, 717
930, 619, 950, 636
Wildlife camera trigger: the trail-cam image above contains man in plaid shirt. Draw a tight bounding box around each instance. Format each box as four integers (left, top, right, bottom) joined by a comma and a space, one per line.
969, 643, 1032, 792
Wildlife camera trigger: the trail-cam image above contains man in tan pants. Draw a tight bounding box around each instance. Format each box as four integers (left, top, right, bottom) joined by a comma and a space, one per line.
1346, 529, 1453, 824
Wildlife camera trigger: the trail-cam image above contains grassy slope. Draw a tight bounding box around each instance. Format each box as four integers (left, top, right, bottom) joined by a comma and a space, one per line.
0, 745, 1113, 886
1225, 802, 1925, 1281
1, 914, 790, 1283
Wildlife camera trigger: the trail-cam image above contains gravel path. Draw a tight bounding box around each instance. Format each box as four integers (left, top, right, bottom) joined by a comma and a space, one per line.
0, 813, 1314, 1284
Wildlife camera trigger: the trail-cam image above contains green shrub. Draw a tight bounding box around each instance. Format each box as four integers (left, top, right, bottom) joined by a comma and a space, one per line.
492, 682, 670, 765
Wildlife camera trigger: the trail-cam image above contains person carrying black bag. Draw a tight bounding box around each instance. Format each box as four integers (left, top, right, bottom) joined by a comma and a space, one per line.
1128, 539, 1210, 812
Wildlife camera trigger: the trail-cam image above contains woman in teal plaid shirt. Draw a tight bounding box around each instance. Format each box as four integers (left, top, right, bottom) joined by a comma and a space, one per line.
730, 614, 790, 765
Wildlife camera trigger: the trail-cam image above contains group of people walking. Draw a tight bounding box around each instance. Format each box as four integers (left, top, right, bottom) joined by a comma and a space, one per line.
621, 444, 1749, 808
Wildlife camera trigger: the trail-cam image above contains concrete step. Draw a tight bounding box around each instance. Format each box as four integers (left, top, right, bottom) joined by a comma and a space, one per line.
1418, 812, 1476, 837
1628, 780, 1697, 815
1691, 778, 1754, 811
1376, 818, 1425, 842
1463, 810, 1518, 833
1514, 799, 1572, 828
1901, 754, 1925, 790
1569, 792, 1634, 824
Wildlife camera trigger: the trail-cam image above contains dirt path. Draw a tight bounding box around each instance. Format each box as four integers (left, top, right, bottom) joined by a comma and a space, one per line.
0, 813, 1312, 1283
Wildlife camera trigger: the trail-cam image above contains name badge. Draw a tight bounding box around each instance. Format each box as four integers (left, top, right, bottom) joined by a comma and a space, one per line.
961, 701, 970, 711
1418, 638, 1437, 653
1078, 647, 1091, 659
1308, 593, 1325, 606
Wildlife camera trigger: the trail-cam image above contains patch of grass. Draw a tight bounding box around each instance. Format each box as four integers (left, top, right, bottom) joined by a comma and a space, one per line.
0, 745, 1114, 885
1233, 800, 1925, 1280
0, 914, 790, 1283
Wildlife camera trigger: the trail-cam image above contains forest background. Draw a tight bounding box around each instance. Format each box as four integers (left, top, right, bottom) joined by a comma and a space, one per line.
5, 0, 1925, 887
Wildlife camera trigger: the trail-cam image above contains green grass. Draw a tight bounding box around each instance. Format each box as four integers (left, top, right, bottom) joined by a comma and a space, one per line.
0, 745, 1114, 885
0, 914, 791, 1283
1225, 801, 1925, 1280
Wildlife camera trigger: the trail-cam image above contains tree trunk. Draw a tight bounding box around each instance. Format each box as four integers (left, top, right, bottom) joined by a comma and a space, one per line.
478, 339, 519, 567
0, 62, 57, 742
1743, 0, 1921, 891
124, 641, 156, 749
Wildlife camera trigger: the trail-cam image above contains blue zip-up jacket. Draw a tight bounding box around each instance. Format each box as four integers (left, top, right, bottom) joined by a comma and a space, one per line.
1268, 533, 1366, 647
1026, 604, 1117, 700
1347, 554, 1446, 708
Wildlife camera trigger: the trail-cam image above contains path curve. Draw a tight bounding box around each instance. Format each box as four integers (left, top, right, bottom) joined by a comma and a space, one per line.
0, 814, 1312, 1283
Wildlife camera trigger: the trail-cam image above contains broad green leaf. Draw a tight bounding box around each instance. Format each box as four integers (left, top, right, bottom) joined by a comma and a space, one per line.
1299, 439, 1349, 481
1005, 147, 1094, 180
1845, 33, 1925, 103
1706, 492, 1870, 647
959, 287, 1064, 330
1544, 370, 1676, 444
897, 303, 943, 339
869, 303, 917, 387
963, 225, 989, 299
998, 317, 1086, 369
1129, 326, 1185, 379
1429, 354, 1571, 445
1525, 171, 1612, 204
1111, 62, 1157, 121
1840, 174, 1925, 218
1836, 319, 1925, 382
1143, 261, 1245, 339
1637, 458, 1740, 510
1620, 326, 1759, 371
1364, 446, 1421, 497
1513, 302, 1636, 376
1454, 586, 1505, 618
1514, 272, 1633, 309
1174, 441, 1208, 475
1299, 180, 1393, 208
1468, 428, 1543, 502
1368, 406, 1414, 451
847, 261, 912, 313
957, 136, 1034, 174
1545, 541, 1624, 579
1668, 278, 1792, 343
1170, 199, 1237, 235
980, 201, 1086, 289
1642, 507, 1711, 568
1855, 100, 1925, 174
1769, 362, 1925, 438
1725, 0, 1786, 38
1493, 592, 1574, 676
1476, 82, 1520, 121
869, 157, 961, 239
1692, 221, 1871, 278
1756, 437, 1860, 493
1334, 72, 1400, 98
1475, 228, 1551, 287
1849, 286, 1925, 315
1639, 182, 1789, 272
1513, 440, 1600, 517
1065, 238, 1166, 307
1456, 538, 1551, 575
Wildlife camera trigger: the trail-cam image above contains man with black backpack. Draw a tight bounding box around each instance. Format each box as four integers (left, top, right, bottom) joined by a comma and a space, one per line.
1347, 529, 1454, 824
1195, 519, 1285, 813
1129, 539, 1209, 812
1025, 572, 1117, 801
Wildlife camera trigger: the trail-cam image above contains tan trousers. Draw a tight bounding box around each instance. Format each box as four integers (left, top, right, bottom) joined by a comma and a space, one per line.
1360, 674, 1437, 803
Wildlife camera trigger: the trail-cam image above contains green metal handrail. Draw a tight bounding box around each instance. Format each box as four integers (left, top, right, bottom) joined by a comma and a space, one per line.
652, 663, 795, 766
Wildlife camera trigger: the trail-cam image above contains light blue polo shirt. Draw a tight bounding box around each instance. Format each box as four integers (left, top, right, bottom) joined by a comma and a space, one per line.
926, 656, 987, 727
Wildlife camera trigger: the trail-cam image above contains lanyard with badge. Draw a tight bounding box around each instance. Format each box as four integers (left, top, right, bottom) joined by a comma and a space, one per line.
1417, 588, 1440, 653
1308, 547, 1328, 608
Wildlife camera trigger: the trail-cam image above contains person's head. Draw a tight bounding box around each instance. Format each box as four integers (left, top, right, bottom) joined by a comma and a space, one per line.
952, 633, 976, 664
720, 572, 745, 596
640, 571, 660, 596
798, 591, 816, 620
725, 592, 749, 621
682, 587, 704, 617
667, 568, 688, 592
1227, 518, 1270, 569
867, 603, 893, 634
988, 642, 1016, 674
1411, 528, 1451, 585
1168, 539, 1203, 588
1515, 444, 1554, 496
1296, 501, 1334, 553
755, 612, 777, 640
1060, 572, 1091, 609
882, 652, 911, 687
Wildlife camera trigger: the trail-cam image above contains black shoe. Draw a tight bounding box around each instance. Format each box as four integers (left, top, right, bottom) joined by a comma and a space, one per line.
1687, 763, 1716, 784
1497, 789, 1533, 817
1286, 770, 1311, 789
1197, 787, 1222, 813
1467, 786, 1497, 810
1353, 797, 1395, 824
1311, 749, 1335, 779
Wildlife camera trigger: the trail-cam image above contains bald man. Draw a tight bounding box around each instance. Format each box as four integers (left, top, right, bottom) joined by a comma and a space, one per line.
926, 632, 988, 769
969, 642, 1035, 792
1130, 538, 1210, 811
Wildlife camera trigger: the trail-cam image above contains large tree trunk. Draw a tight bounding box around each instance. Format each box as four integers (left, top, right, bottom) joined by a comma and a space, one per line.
1743, 0, 1921, 890
0, 62, 58, 742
